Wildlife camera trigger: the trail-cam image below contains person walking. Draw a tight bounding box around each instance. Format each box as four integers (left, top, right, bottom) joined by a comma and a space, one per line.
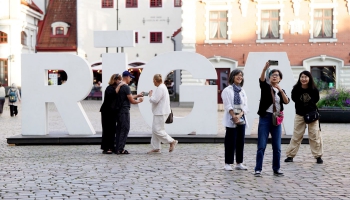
99, 74, 125, 154
221, 69, 249, 171
147, 74, 178, 154
0, 82, 5, 115
254, 62, 290, 177
8, 83, 21, 117
285, 71, 323, 164
115, 71, 144, 154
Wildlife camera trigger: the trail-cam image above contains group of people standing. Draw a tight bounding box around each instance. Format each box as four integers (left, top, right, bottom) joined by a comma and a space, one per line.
221, 62, 323, 177
100, 71, 178, 155
0, 82, 21, 117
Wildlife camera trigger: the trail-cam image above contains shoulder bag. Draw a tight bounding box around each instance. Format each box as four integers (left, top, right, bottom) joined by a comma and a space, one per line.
271, 87, 284, 126
165, 110, 173, 124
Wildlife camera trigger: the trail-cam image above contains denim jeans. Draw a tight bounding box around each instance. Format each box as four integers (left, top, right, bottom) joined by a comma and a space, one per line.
254, 113, 282, 172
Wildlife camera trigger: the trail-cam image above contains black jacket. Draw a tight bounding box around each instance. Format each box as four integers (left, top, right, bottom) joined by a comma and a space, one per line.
292, 86, 320, 116
257, 79, 290, 116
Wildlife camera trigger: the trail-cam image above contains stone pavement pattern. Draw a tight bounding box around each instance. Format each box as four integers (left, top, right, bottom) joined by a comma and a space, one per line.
0, 100, 350, 199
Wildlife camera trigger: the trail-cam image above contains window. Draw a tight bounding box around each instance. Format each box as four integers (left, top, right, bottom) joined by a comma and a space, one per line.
209, 11, 227, 40
150, 0, 162, 7
0, 59, 8, 86
174, 0, 181, 7
313, 9, 332, 38
126, 0, 137, 7
56, 27, 64, 35
102, 0, 113, 8
311, 66, 336, 90
150, 32, 162, 43
135, 32, 138, 43
21, 31, 27, 46
261, 10, 279, 39
0, 31, 7, 43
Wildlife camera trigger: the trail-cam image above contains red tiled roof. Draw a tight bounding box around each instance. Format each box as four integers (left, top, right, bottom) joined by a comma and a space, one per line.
172, 27, 182, 37
21, 0, 44, 14
36, 0, 77, 52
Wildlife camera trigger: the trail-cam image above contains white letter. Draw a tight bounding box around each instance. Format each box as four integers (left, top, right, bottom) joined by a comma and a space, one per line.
21, 54, 95, 135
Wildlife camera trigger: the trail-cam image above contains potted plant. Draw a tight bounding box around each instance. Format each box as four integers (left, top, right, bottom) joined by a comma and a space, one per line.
317, 88, 350, 123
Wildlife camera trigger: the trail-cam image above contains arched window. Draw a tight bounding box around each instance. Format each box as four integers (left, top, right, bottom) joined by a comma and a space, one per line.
21, 31, 27, 46
56, 27, 64, 35
0, 31, 8, 43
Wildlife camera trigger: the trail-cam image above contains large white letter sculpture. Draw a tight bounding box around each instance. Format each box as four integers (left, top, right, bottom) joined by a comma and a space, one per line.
137, 51, 218, 135
21, 54, 95, 135
243, 52, 295, 135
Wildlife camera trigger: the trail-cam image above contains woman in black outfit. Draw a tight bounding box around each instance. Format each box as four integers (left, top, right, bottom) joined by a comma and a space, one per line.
285, 71, 323, 164
100, 74, 124, 154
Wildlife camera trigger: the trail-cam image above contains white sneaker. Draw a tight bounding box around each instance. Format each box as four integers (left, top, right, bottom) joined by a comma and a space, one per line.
224, 164, 233, 171
235, 163, 248, 170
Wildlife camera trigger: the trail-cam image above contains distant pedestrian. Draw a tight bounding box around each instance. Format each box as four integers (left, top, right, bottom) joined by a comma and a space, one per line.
254, 62, 290, 177
147, 74, 178, 154
99, 74, 124, 154
0, 82, 5, 114
285, 71, 323, 164
115, 71, 144, 154
221, 69, 249, 171
8, 83, 21, 117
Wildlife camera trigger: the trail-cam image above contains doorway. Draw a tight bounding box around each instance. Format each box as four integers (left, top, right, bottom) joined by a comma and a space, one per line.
207, 68, 230, 103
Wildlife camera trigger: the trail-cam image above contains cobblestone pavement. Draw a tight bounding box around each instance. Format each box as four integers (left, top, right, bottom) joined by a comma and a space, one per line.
0, 99, 350, 199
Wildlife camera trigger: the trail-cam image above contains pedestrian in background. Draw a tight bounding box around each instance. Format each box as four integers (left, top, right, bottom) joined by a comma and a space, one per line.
285, 71, 323, 164
8, 83, 21, 117
115, 71, 144, 154
254, 62, 290, 177
221, 69, 249, 171
147, 74, 178, 154
0, 82, 5, 115
99, 74, 124, 154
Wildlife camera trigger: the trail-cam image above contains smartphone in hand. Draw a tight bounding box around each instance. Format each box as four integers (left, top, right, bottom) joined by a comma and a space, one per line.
143, 92, 149, 96
268, 60, 278, 66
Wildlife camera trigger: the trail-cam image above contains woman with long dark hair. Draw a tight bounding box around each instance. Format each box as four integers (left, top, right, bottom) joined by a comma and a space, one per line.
221, 69, 249, 171
284, 71, 323, 164
100, 74, 124, 154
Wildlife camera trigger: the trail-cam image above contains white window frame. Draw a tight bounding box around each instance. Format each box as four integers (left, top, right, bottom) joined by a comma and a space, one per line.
309, 2, 338, 43
255, 0, 284, 44
202, 0, 233, 44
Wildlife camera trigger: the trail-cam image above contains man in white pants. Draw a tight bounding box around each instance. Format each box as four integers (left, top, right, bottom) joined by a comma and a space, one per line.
148, 74, 178, 153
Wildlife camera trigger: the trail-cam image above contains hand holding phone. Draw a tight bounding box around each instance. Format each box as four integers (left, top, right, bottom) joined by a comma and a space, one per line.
143, 92, 149, 96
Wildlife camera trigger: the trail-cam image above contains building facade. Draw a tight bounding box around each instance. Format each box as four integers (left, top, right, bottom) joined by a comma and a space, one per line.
182, 0, 350, 95
0, 0, 44, 87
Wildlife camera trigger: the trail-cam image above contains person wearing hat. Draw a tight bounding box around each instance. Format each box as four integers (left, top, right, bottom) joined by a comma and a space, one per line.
115, 71, 144, 154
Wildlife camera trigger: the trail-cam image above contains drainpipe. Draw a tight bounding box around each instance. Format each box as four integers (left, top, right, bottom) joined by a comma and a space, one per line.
171, 36, 177, 98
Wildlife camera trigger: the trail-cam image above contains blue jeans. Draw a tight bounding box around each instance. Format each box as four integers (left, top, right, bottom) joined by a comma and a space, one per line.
255, 113, 282, 172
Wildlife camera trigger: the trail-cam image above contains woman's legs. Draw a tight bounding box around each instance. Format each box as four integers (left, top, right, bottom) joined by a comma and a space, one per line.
0, 98, 5, 114
151, 114, 174, 150
235, 124, 246, 164
100, 112, 116, 152
286, 115, 306, 158
9, 105, 14, 116
270, 123, 282, 172
224, 127, 237, 164
308, 120, 323, 159
255, 114, 271, 172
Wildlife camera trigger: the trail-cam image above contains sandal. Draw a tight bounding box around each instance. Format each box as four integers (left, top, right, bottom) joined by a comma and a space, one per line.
117, 150, 130, 155
102, 149, 113, 154
169, 140, 178, 152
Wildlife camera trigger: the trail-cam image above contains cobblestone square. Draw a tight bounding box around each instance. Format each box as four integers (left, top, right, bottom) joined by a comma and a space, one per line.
0, 100, 349, 199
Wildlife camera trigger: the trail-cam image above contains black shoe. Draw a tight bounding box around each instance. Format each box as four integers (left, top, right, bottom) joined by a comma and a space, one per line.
316, 157, 323, 164
284, 157, 293, 162
273, 170, 284, 177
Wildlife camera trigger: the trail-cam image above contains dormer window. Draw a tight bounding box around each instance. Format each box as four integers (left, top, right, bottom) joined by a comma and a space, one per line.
51, 22, 70, 36
56, 27, 64, 35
